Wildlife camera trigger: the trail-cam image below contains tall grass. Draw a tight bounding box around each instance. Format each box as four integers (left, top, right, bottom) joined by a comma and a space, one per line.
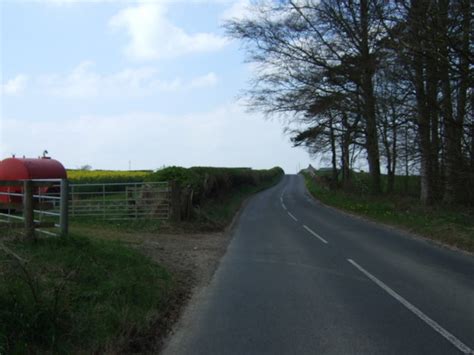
314, 169, 420, 197
303, 172, 474, 252
0, 235, 171, 353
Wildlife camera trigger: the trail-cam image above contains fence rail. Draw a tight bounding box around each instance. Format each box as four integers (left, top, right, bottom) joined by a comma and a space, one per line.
69, 181, 170, 220
0, 180, 171, 237
0, 179, 68, 238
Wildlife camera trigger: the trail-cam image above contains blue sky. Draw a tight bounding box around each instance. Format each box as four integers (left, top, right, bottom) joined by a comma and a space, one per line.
1, 0, 311, 172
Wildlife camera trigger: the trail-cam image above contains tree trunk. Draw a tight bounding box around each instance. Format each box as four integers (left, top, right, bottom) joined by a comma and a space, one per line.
439, 0, 459, 204
360, 0, 381, 194
341, 113, 352, 189
388, 118, 398, 194
329, 116, 338, 189
404, 126, 410, 194
426, 35, 440, 201
454, 0, 471, 203
381, 115, 392, 193
409, 0, 433, 205
471, 92, 474, 172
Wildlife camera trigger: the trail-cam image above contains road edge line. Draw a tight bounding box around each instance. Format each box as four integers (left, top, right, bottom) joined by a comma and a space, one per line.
287, 211, 298, 221
302, 225, 328, 244
347, 258, 473, 354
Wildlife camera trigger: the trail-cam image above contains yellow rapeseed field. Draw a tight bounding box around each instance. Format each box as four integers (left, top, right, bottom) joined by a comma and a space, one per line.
67, 170, 152, 183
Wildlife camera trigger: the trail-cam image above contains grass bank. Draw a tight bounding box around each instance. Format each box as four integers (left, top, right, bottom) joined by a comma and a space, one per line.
0, 234, 172, 354
303, 173, 474, 252
191, 173, 283, 230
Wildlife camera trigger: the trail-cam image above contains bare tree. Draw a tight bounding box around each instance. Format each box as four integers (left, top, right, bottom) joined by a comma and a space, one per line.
226, 0, 472, 204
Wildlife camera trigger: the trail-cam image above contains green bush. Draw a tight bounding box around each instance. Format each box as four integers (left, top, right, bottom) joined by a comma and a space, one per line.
146, 166, 284, 206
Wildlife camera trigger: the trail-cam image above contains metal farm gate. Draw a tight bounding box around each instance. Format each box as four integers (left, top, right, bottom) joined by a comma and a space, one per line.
69, 181, 170, 220
0, 179, 69, 238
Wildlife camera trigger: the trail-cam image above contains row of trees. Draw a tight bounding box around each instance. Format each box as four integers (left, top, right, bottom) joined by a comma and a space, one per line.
225, 0, 472, 204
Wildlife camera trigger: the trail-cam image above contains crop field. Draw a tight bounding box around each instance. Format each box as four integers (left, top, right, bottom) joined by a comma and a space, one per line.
67, 170, 153, 184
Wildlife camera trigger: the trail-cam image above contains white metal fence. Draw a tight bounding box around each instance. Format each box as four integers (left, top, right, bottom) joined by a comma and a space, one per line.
69, 181, 170, 220
0, 180, 170, 236
0, 179, 68, 237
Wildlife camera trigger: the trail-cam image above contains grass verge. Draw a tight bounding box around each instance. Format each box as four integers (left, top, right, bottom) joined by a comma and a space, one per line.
303, 173, 474, 253
185, 173, 283, 231
0, 234, 172, 354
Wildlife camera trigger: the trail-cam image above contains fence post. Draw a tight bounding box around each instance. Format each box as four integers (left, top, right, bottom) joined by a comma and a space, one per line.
23, 180, 35, 240
71, 184, 75, 217
170, 180, 182, 222
60, 179, 69, 236
102, 184, 106, 220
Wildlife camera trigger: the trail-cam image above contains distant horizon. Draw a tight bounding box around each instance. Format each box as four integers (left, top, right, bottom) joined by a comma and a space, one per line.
0, 153, 312, 175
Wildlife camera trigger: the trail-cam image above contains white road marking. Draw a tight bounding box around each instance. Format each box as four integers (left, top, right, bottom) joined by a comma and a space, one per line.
302, 225, 328, 244
347, 259, 473, 354
287, 212, 298, 221
282, 203, 287, 210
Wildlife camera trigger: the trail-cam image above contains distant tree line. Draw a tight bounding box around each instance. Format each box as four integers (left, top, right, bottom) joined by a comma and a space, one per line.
225, 0, 472, 205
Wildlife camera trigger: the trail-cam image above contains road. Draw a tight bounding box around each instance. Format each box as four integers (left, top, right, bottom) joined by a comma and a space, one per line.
163, 175, 474, 355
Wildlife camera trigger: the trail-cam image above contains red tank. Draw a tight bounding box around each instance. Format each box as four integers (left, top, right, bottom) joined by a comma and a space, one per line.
0, 157, 67, 205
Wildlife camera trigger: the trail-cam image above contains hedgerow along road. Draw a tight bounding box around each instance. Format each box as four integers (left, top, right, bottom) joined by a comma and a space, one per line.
164, 175, 474, 355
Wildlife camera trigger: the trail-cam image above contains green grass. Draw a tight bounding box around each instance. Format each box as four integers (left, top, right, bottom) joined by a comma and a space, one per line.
71, 217, 165, 236
0, 234, 172, 354
303, 173, 474, 252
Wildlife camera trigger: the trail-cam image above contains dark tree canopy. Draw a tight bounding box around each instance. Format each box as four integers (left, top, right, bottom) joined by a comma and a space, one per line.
225, 0, 473, 204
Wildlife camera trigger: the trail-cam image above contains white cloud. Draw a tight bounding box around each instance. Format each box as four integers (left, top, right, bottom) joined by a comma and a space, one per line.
1, 74, 28, 95
26, 61, 218, 98
220, 0, 304, 23
188, 72, 218, 89
1, 102, 310, 172
109, 2, 229, 61
37, 0, 231, 4
220, 0, 255, 22
32, 0, 137, 4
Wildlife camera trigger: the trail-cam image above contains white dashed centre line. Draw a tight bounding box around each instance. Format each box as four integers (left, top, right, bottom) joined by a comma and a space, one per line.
347, 259, 473, 354
302, 225, 328, 244
282, 203, 287, 210
287, 212, 298, 222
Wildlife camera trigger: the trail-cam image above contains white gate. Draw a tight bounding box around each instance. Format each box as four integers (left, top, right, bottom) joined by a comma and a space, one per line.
69, 181, 170, 220
0, 179, 68, 237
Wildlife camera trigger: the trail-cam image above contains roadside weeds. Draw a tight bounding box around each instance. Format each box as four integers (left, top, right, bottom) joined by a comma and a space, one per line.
302, 173, 474, 254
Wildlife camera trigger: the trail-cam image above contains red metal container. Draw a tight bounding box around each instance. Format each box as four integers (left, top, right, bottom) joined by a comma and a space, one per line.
0, 157, 67, 205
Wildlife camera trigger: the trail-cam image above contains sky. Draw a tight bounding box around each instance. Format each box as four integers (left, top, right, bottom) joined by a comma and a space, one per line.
0, 0, 312, 173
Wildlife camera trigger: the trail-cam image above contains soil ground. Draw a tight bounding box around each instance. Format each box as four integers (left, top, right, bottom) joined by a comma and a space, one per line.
72, 224, 235, 353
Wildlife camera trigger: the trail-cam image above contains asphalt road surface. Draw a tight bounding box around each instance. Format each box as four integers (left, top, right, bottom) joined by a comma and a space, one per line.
164, 175, 474, 355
